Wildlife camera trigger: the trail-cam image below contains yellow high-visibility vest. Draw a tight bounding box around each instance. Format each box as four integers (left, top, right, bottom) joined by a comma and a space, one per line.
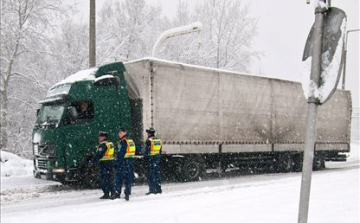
98, 142, 115, 161
124, 139, 136, 158
150, 138, 162, 156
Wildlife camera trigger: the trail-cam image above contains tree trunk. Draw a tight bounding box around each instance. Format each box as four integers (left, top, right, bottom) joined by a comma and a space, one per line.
1, 34, 20, 151
0, 87, 8, 150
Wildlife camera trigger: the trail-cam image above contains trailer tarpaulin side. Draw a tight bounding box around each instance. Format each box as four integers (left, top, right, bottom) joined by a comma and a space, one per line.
124, 58, 351, 154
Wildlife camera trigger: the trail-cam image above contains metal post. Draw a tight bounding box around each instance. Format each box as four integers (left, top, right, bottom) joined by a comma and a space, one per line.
89, 0, 96, 67
152, 22, 203, 58
298, 3, 326, 223
342, 29, 360, 89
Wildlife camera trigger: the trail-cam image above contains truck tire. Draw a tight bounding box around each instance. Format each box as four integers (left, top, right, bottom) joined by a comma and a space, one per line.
81, 163, 99, 188
293, 154, 303, 172
276, 153, 294, 173
78, 156, 99, 188
179, 156, 206, 182
56, 175, 69, 185
313, 156, 325, 171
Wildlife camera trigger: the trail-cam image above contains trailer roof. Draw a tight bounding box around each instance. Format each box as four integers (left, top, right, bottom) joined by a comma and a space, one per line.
125, 57, 349, 94
125, 57, 303, 86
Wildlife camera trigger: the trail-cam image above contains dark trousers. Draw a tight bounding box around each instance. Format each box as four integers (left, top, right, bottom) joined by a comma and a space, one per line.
99, 161, 114, 195
114, 158, 135, 196
147, 156, 161, 193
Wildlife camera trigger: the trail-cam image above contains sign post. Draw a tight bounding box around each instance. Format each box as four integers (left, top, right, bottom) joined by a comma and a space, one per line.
299, 1, 346, 223
298, 4, 325, 222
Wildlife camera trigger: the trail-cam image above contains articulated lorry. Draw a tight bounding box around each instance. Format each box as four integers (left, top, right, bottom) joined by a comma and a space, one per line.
33, 58, 352, 184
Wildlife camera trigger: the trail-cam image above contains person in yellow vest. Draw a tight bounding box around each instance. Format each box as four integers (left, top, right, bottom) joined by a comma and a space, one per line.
144, 127, 162, 195
91, 131, 115, 199
112, 127, 136, 201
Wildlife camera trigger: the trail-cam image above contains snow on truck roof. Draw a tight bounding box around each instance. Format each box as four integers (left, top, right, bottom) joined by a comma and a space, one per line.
50, 57, 348, 93
51, 58, 296, 91
124, 57, 302, 85
125, 57, 349, 93
51, 67, 98, 89
126, 57, 254, 76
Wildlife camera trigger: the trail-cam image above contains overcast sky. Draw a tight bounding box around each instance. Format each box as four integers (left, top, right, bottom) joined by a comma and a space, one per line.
70, 0, 359, 107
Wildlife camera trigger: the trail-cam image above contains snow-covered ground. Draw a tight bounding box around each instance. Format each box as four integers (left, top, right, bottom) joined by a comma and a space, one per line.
1, 142, 358, 223
1, 151, 33, 178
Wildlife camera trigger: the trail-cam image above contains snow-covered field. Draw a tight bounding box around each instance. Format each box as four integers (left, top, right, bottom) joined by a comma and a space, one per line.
1, 142, 359, 223
1, 151, 33, 178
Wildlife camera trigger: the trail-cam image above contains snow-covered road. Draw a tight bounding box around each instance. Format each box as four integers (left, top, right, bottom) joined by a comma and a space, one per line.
1, 143, 359, 223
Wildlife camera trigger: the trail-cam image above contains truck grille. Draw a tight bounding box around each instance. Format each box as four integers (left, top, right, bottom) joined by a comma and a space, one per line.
33, 144, 56, 157
37, 158, 48, 169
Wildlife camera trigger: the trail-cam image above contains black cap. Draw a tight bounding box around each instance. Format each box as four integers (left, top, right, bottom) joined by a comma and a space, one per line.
146, 127, 156, 133
119, 127, 127, 132
98, 131, 109, 137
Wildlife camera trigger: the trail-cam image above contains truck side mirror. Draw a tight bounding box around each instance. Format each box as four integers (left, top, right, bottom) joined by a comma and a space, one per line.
36, 109, 40, 117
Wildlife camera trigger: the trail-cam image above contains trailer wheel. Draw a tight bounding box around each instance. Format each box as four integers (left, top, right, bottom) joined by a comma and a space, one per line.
180, 156, 206, 182
276, 153, 294, 173
313, 156, 325, 171
293, 154, 303, 172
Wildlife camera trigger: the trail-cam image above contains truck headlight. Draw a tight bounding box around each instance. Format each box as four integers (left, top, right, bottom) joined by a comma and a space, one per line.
52, 168, 65, 173
33, 144, 39, 156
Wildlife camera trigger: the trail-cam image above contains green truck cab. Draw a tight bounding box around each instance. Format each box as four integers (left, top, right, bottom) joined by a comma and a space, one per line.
33, 62, 136, 183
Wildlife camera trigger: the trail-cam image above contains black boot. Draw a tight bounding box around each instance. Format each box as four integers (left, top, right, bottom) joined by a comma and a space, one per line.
125, 194, 129, 201
100, 193, 110, 199
110, 193, 120, 200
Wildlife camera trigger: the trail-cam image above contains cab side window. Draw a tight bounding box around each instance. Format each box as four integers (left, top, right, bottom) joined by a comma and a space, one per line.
66, 101, 94, 125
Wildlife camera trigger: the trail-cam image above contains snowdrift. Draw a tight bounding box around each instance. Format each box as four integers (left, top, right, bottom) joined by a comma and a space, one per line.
1, 151, 33, 177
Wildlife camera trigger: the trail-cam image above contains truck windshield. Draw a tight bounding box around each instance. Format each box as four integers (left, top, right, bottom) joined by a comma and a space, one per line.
37, 104, 65, 126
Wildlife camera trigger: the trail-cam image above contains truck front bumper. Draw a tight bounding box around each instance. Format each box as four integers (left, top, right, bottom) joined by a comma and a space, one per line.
33, 167, 78, 182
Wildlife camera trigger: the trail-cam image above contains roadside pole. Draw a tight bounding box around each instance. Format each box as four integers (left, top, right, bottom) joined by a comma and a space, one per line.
298, 2, 326, 223
89, 0, 96, 67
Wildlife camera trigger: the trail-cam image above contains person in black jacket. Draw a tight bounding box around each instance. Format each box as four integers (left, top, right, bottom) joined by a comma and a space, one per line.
112, 127, 135, 201
92, 131, 115, 199
144, 127, 162, 195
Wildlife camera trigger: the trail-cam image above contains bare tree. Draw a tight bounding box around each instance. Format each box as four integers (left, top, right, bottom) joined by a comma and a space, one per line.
197, 0, 259, 70
161, 0, 259, 72
51, 19, 89, 80
0, 0, 64, 152
96, 0, 163, 64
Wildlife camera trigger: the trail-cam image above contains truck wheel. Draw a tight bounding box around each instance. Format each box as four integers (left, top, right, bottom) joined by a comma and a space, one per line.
313, 156, 325, 171
276, 153, 294, 173
180, 156, 206, 182
173, 158, 184, 182
78, 159, 99, 188
293, 154, 303, 172
56, 175, 69, 185
82, 163, 99, 188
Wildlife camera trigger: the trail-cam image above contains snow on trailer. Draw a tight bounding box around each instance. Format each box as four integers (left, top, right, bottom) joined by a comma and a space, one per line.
123, 58, 351, 168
